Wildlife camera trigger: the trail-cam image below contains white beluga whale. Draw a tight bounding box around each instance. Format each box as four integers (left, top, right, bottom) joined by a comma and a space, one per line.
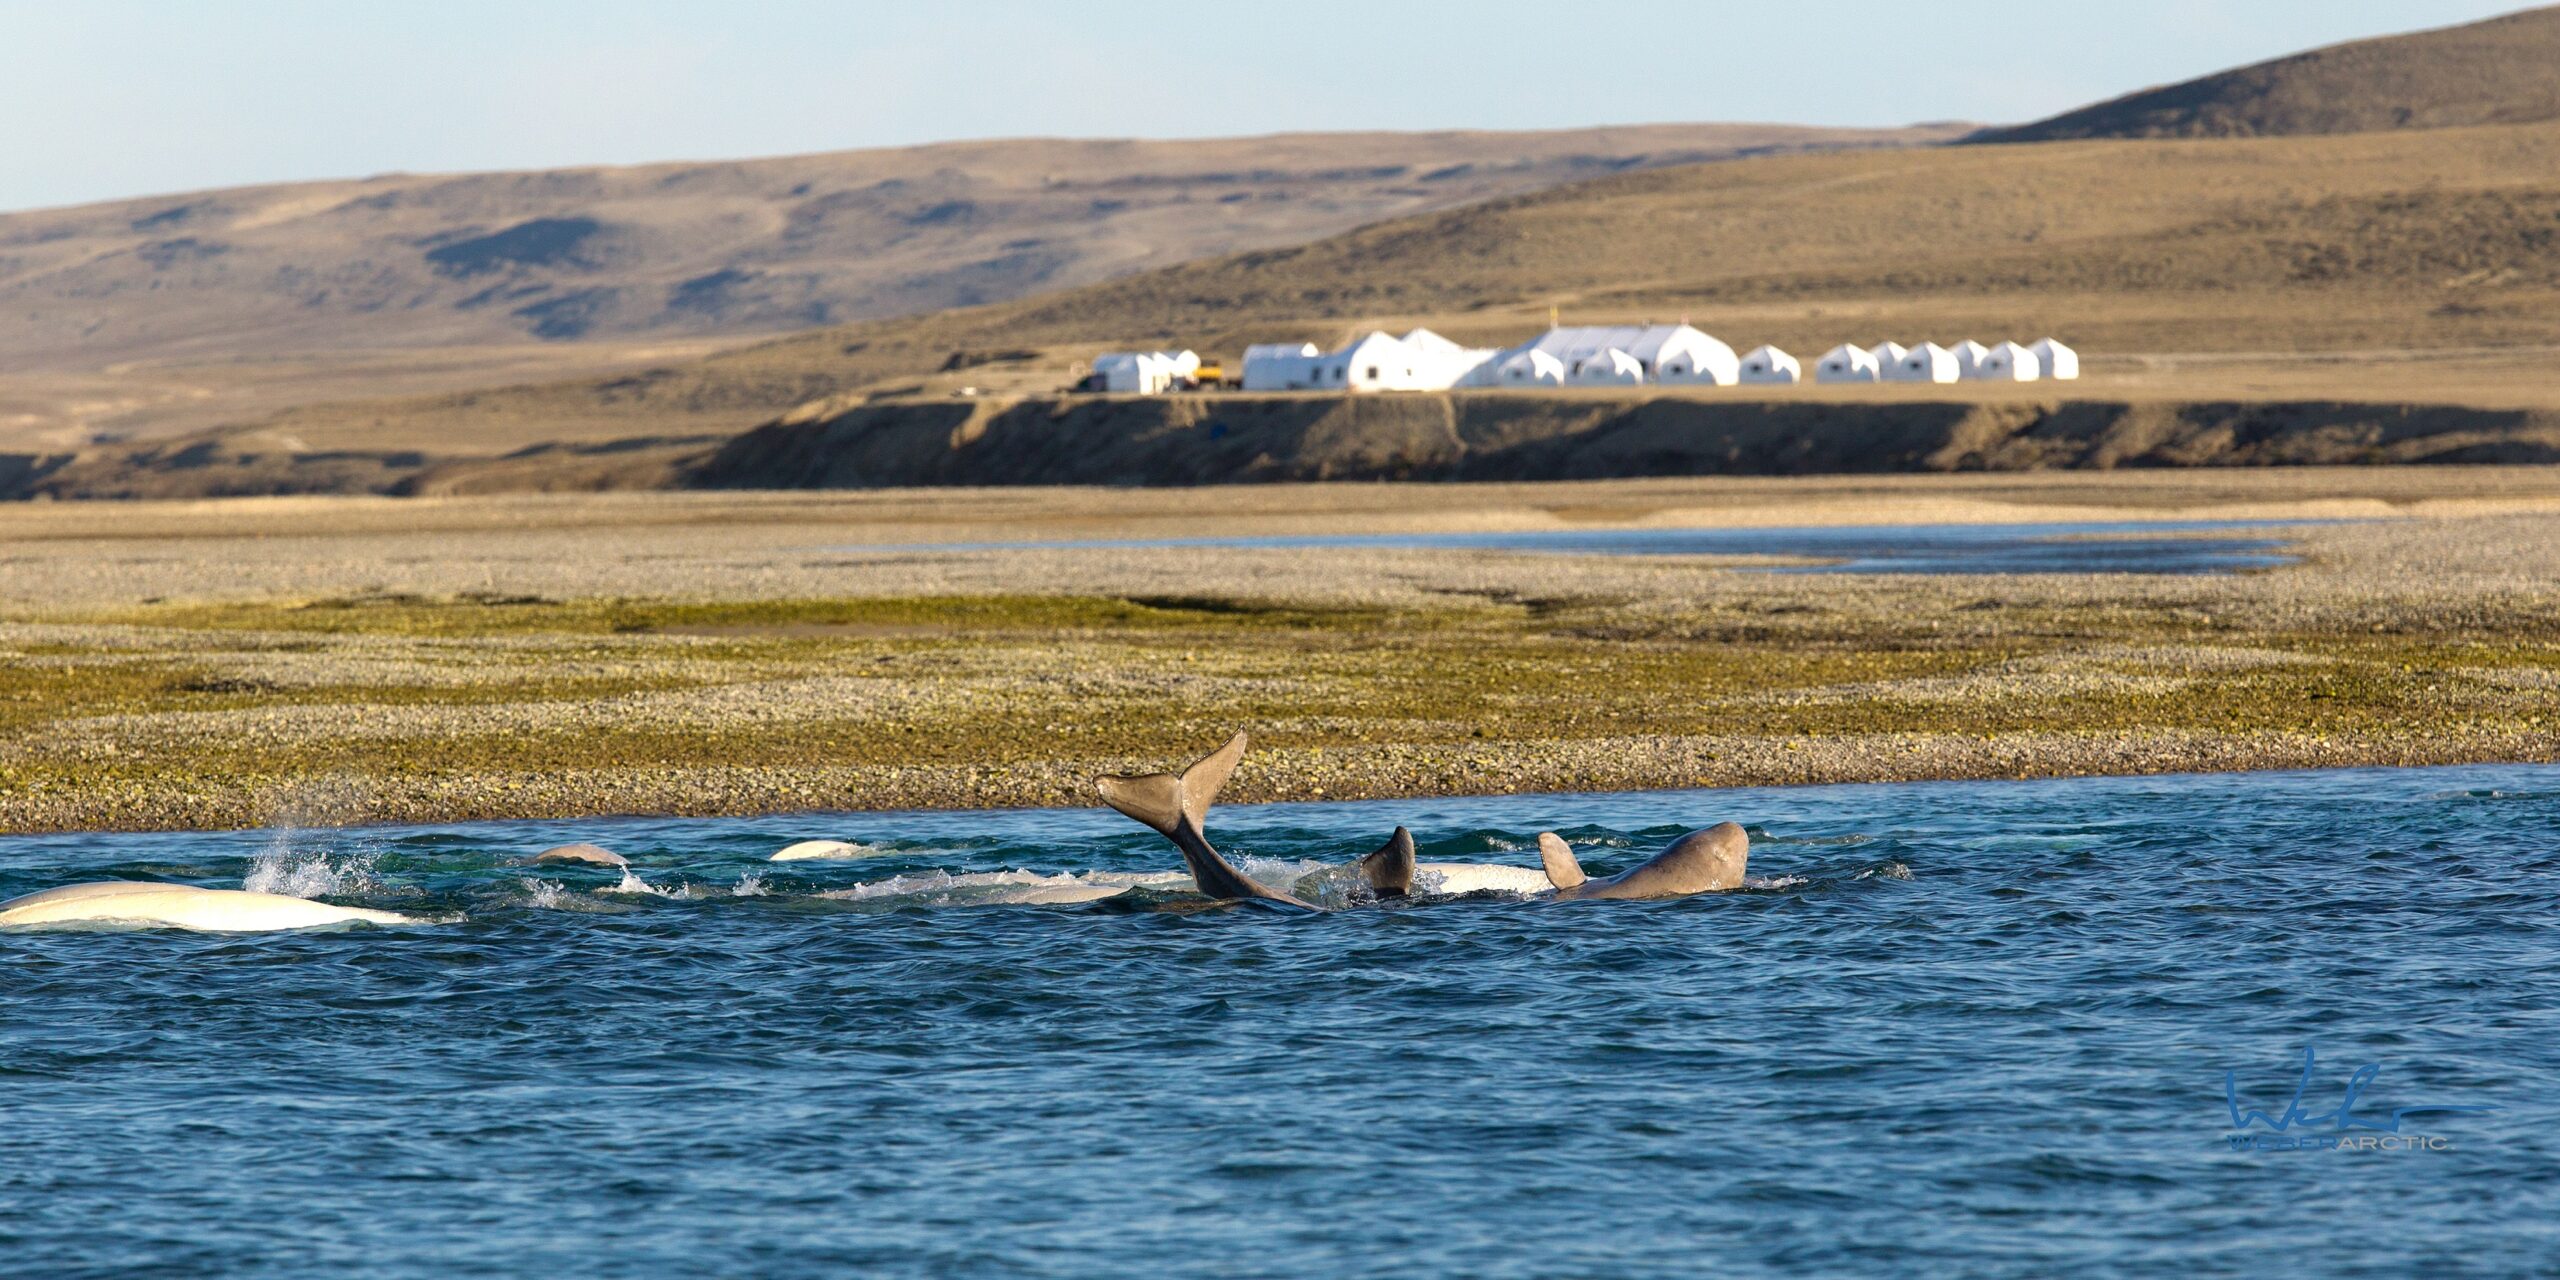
0, 882, 426, 932
1408, 862, 1558, 897
1100, 732, 1750, 907
770, 840, 870, 862
528, 843, 628, 868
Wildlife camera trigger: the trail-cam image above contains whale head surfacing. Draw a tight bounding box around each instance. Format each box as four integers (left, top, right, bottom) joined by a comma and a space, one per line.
1536, 823, 1748, 901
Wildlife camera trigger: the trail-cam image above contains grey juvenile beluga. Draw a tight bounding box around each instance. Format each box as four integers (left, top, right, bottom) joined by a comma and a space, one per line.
1096, 733, 1748, 908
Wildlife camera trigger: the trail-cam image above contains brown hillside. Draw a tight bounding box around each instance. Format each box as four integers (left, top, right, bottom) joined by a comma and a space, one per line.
216, 117, 2560, 461
24, 114, 2560, 497
1972, 6, 2560, 143
0, 123, 1955, 448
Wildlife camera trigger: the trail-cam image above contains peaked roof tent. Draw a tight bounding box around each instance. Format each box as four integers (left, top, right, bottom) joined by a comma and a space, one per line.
1497, 348, 1568, 382
1975, 340, 2043, 381
1816, 344, 1881, 382
1739, 345, 1801, 384
1527, 324, 1715, 368
1400, 328, 1464, 356
1892, 342, 1962, 384
1571, 348, 1646, 383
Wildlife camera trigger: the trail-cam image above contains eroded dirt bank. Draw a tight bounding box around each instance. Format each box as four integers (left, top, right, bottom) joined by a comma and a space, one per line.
10, 392, 2559, 500
688, 393, 2560, 488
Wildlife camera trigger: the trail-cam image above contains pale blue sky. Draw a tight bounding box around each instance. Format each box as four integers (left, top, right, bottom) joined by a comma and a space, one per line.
0, 0, 2532, 212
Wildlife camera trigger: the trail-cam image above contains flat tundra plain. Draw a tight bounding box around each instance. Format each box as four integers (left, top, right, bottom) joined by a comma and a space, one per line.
2, 468, 2556, 833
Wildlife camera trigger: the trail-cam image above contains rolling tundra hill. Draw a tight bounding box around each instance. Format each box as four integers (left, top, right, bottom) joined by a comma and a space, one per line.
0, 122, 1958, 448
18, 8, 2560, 496
25, 110, 2560, 500
1972, 5, 2560, 143
228, 116, 2560, 450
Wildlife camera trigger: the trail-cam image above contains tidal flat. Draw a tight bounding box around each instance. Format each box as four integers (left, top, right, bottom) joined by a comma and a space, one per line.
2, 470, 2555, 833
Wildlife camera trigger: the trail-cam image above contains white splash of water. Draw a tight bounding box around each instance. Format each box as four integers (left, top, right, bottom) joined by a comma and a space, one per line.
1234, 855, 1329, 891
733, 871, 769, 897
1746, 875, 1810, 891
598, 869, 695, 899
244, 831, 380, 899
521, 878, 569, 909
1854, 862, 1913, 881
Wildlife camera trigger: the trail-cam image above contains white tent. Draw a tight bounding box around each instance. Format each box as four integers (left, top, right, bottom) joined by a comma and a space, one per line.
1815, 344, 1881, 383
1320, 332, 1420, 392
1400, 328, 1465, 357
1240, 342, 1322, 391
1868, 341, 1911, 372
1495, 348, 1567, 386
1570, 348, 1646, 385
1952, 340, 1993, 380
1400, 327, 1501, 388
1974, 341, 2042, 382
1655, 330, 1741, 385
1092, 350, 1192, 395
1890, 342, 1962, 384
1492, 324, 1733, 385
2031, 338, 2081, 381
1091, 353, 1146, 393
1739, 345, 1801, 385
1290, 329, 1499, 392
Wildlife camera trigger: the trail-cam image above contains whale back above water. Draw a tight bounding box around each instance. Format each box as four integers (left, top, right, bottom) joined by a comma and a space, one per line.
530, 843, 629, 868
1537, 824, 1749, 900
770, 840, 868, 862
0, 882, 423, 932
1412, 863, 1557, 897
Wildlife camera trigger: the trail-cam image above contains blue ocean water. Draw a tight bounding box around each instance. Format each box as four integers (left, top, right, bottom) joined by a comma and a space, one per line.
823, 520, 2320, 574
3, 763, 2554, 1278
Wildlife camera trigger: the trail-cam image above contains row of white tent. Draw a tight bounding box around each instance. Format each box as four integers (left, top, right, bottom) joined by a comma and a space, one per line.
1174, 326, 2076, 393
1806, 337, 2079, 384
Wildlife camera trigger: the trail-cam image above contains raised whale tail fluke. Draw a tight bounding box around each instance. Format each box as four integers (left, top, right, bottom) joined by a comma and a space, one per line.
1095, 732, 1313, 909
1357, 827, 1417, 897
1536, 833, 1588, 890
1097, 731, 1246, 838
